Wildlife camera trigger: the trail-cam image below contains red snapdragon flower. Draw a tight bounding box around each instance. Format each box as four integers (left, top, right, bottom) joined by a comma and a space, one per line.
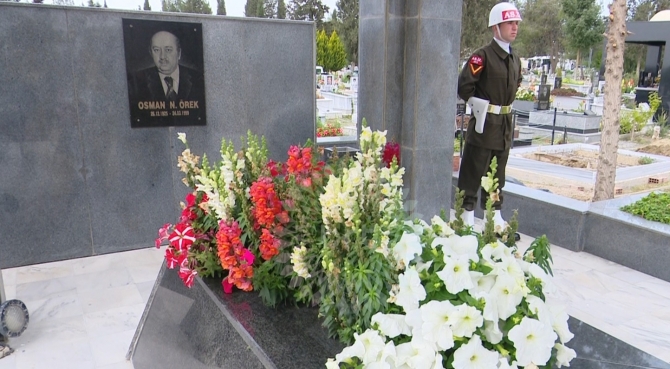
382, 141, 401, 168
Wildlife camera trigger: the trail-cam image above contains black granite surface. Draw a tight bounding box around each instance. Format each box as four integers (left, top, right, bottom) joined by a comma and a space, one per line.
567, 317, 670, 369
133, 264, 670, 369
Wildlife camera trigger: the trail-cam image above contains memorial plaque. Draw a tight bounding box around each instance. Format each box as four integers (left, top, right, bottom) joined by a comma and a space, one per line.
537, 84, 551, 110
123, 19, 207, 128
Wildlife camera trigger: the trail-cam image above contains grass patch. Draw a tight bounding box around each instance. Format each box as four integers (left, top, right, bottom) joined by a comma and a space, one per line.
620, 192, 670, 224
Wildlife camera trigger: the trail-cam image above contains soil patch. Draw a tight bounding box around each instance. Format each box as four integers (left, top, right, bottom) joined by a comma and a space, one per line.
636, 138, 670, 157
522, 149, 643, 169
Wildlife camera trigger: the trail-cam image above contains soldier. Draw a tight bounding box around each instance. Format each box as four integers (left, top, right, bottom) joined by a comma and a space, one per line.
457, 2, 523, 233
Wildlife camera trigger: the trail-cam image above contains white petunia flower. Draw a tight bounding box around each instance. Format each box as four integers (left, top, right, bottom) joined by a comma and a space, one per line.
497, 357, 519, 369
469, 271, 497, 295
508, 317, 558, 366
433, 234, 480, 262
395, 337, 436, 369
392, 232, 422, 270
525, 295, 550, 326
325, 358, 340, 369
548, 304, 574, 344
481, 241, 514, 263
452, 335, 499, 369
437, 255, 474, 294
354, 329, 388, 365
420, 300, 457, 351
554, 343, 577, 367
490, 273, 526, 320
395, 267, 426, 312
449, 304, 484, 338
372, 313, 411, 338
528, 264, 556, 295
431, 215, 455, 237
483, 319, 503, 344
492, 258, 525, 282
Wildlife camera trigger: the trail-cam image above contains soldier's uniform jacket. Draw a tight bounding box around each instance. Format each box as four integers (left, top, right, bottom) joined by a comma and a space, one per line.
458, 40, 522, 151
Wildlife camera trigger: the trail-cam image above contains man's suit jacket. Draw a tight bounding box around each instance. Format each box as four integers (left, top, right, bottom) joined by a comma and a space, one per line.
127, 65, 206, 127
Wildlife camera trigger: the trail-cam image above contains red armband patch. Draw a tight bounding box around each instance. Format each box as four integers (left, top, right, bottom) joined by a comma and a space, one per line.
469, 55, 484, 75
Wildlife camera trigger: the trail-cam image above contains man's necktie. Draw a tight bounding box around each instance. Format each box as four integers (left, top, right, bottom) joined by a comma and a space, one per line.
164, 76, 177, 101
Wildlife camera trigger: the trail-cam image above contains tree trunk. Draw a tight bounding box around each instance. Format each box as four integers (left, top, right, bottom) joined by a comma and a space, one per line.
576, 49, 581, 75
593, 0, 627, 202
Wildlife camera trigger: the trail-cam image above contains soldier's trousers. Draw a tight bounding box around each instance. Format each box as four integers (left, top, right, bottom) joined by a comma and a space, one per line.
456, 142, 509, 211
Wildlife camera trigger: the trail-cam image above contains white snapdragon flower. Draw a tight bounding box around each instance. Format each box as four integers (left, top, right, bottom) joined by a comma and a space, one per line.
481, 176, 495, 193
360, 126, 373, 143
372, 313, 411, 338
177, 132, 187, 144
392, 232, 422, 269
420, 300, 456, 351
452, 335, 499, 369
554, 343, 577, 367
437, 255, 474, 294
395, 267, 426, 312
290, 246, 311, 278
508, 317, 558, 366
449, 304, 484, 338
490, 273, 526, 320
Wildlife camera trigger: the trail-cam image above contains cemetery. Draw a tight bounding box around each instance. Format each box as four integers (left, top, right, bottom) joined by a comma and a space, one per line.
1, 0, 670, 369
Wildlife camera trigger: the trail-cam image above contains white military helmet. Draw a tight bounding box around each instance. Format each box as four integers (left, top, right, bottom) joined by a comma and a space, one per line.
488, 2, 522, 27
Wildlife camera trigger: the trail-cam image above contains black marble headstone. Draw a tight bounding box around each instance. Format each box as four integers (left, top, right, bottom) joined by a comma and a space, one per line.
131, 264, 670, 369
537, 84, 552, 111
554, 77, 562, 89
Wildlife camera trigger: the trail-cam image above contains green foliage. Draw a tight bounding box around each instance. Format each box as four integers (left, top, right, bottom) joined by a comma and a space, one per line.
162, 0, 212, 14
327, 31, 348, 72
143, 0, 151, 10
460, 0, 498, 58
316, 29, 329, 72
638, 156, 654, 165
621, 192, 670, 224
277, 0, 286, 18
317, 30, 348, 73
288, 0, 330, 28
561, 0, 605, 62
333, 0, 358, 63
216, 0, 225, 14
619, 92, 661, 134
514, 0, 563, 63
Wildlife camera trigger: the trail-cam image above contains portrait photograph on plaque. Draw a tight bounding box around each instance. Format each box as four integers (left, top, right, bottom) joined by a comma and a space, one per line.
122, 19, 206, 128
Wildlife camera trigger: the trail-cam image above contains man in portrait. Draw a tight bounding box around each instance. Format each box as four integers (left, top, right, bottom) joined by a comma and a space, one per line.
126, 28, 206, 127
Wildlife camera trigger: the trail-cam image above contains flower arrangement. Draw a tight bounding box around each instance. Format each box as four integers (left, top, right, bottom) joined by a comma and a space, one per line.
326, 159, 576, 368
515, 87, 536, 102
621, 78, 636, 94
317, 122, 344, 137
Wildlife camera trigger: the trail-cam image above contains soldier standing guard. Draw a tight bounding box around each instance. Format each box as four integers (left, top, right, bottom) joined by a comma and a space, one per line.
457, 2, 523, 232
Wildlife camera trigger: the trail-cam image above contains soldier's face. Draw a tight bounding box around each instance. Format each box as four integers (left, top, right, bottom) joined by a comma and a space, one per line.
151, 31, 181, 75
498, 21, 519, 42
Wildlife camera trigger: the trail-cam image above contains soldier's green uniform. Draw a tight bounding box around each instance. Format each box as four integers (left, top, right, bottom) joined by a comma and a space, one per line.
457, 40, 522, 211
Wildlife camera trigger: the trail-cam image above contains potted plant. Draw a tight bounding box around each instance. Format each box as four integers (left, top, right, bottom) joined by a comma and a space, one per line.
513, 87, 536, 112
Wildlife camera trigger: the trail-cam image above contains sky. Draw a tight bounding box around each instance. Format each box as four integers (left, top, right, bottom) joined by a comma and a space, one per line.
56, 0, 339, 16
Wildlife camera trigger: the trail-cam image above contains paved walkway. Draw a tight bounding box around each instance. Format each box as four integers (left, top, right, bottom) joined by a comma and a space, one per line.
0, 228, 669, 368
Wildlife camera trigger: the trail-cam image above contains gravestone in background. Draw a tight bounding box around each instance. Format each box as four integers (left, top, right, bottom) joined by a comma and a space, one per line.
537, 84, 552, 110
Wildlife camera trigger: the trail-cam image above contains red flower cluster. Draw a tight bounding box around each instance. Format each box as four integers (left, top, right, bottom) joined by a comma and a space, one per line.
250, 177, 288, 260
216, 221, 255, 292
382, 141, 401, 168
156, 222, 198, 288
286, 146, 325, 186
316, 124, 343, 137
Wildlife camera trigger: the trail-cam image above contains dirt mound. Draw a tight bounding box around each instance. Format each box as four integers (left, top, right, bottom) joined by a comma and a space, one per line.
637, 139, 670, 157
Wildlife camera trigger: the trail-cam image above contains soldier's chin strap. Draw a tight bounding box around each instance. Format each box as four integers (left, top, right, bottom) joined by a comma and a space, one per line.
493, 25, 511, 52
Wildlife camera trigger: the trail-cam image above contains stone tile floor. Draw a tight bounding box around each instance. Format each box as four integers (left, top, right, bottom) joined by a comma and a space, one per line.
1, 230, 669, 368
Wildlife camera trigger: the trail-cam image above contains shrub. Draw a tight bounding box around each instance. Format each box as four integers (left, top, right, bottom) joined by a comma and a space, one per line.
621, 192, 670, 224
